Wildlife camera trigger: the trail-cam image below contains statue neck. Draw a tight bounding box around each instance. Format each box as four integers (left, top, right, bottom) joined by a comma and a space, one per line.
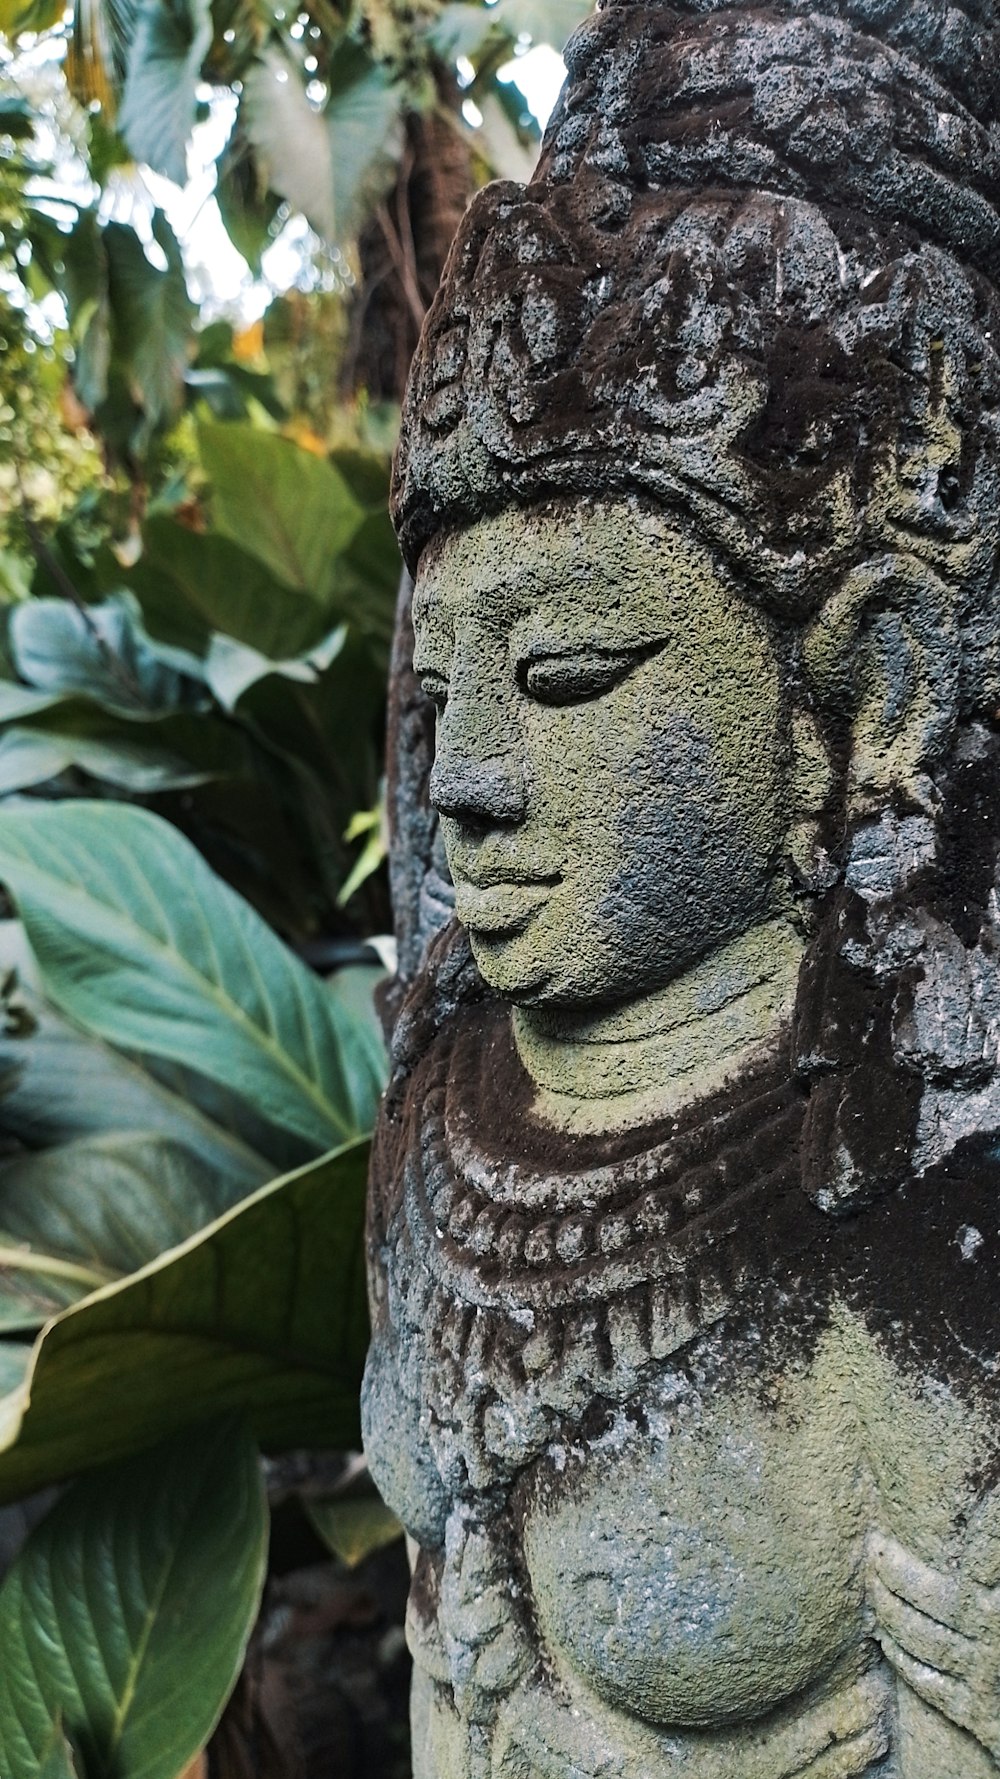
511, 916, 804, 1135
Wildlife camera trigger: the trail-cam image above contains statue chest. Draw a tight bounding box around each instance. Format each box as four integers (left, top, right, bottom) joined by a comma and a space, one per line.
514, 1365, 868, 1730
394, 1321, 873, 1737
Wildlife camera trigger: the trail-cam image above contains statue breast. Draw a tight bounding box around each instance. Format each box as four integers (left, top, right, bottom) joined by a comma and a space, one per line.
516, 1350, 868, 1730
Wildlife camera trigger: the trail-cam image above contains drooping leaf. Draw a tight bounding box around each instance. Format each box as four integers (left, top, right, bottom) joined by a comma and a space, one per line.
239, 46, 329, 229
0, 1141, 370, 1499
103, 213, 194, 439
202, 625, 345, 711
240, 40, 402, 250
198, 420, 364, 598
130, 516, 335, 660
0, 802, 386, 1151
428, 1, 502, 63
215, 129, 282, 273
0, 1421, 268, 1779
118, 0, 213, 186
0, 1133, 262, 1331
50, 208, 115, 415
324, 36, 405, 241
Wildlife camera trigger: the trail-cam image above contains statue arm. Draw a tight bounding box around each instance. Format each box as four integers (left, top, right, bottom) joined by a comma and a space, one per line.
868, 1531, 1000, 1766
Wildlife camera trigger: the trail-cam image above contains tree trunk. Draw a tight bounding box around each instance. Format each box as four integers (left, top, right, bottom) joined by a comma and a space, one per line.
342, 86, 473, 404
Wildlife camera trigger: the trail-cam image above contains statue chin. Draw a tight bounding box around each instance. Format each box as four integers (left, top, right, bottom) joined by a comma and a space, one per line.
365, 0, 1000, 1770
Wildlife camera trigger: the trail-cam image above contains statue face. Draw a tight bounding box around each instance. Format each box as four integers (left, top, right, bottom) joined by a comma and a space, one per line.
413, 501, 790, 1010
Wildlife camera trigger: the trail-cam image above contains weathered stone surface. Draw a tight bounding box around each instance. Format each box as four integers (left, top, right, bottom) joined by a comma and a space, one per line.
364, 0, 1000, 1771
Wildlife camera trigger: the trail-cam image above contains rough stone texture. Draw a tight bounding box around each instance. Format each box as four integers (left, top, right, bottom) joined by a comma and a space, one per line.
364, 0, 1000, 1772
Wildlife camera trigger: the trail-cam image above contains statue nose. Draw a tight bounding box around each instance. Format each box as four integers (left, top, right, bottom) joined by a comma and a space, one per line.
430, 752, 528, 826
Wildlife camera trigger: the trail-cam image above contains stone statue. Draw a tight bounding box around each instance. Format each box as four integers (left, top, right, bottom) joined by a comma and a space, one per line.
362, 0, 1000, 1771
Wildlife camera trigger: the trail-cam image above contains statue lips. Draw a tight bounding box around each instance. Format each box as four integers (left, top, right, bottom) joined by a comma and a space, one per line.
452, 869, 560, 936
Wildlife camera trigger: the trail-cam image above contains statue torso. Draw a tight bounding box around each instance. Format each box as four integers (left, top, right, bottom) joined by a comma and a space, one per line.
363, 1000, 1000, 1779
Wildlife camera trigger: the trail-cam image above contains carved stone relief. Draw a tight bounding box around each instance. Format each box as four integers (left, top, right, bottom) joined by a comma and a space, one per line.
363, 0, 1000, 1772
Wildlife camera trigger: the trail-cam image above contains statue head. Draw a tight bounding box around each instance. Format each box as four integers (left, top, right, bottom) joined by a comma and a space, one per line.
389, 0, 1000, 1204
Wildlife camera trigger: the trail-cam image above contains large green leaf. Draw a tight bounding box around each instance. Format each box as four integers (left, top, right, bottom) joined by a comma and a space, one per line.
0, 723, 216, 794
0, 802, 386, 1151
8, 596, 195, 716
0, 1133, 259, 1330
240, 40, 402, 250
0, 1421, 267, 1779
0, 1141, 370, 1499
324, 37, 405, 240
199, 420, 364, 598
0, 927, 271, 1190
130, 516, 334, 660
118, 0, 213, 186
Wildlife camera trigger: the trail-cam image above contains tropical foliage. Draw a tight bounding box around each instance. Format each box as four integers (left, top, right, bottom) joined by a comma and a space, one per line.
0, 0, 589, 1766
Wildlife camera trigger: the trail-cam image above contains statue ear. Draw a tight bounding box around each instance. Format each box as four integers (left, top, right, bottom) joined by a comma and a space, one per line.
802, 556, 960, 820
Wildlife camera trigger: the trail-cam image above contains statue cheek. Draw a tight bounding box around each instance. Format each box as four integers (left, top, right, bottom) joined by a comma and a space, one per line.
595, 719, 780, 969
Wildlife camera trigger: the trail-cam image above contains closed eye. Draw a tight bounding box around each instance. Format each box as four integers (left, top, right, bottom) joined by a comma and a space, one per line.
518, 643, 664, 707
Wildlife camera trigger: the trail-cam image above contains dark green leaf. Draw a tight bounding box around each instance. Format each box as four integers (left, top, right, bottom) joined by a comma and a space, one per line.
0, 95, 33, 139
215, 129, 282, 274
0, 1422, 267, 1779
0, 1133, 262, 1330
184, 364, 249, 419
131, 515, 334, 659
37, 1727, 80, 1779
0, 802, 386, 1151
103, 213, 194, 439
199, 420, 364, 597
0, 1142, 370, 1498
0, 921, 270, 1192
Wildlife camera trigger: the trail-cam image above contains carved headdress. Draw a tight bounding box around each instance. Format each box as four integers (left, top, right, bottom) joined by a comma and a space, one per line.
394, 0, 1000, 633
